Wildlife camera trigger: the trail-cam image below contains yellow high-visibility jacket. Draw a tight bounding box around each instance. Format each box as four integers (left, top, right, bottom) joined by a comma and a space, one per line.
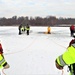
56, 44, 75, 67
0, 54, 6, 69
21, 27, 25, 31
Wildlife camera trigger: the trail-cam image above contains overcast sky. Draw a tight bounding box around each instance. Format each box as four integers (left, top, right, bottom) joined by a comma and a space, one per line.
0, 0, 75, 18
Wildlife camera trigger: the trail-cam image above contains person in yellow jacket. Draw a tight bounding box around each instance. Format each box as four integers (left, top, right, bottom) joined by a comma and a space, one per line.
18, 24, 25, 35
67, 33, 75, 75
55, 43, 75, 75
0, 41, 10, 74
25, 24, 30, 35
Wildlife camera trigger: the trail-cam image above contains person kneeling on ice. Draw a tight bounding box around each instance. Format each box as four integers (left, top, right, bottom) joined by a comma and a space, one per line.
0, 41, 10, 74
55, 37, 75, 75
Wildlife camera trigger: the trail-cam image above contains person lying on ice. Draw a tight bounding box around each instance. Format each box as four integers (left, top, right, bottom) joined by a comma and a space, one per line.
55, 35, 75, 75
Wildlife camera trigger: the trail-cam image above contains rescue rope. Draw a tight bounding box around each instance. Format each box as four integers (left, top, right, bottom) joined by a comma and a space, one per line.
2, 69, 6, 75
52, 40, 67, 49
61, 69, 64, 75
51, 39, 66, 75
53, 39, 67, 75
4, 35, 68, 75
47, 37, 68, 75
47, 36, 67, 49
4, 36, 38, 55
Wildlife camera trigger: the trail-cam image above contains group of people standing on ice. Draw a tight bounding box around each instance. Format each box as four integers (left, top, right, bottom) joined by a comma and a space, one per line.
18, 24, 30, 35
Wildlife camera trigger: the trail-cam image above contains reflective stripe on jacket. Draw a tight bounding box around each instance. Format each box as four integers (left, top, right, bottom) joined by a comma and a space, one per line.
21, 27, 25, 31
56, 45, 75, 66
56, 55, 66, 66
25, 27, 30, 30
0, 54, 6, 68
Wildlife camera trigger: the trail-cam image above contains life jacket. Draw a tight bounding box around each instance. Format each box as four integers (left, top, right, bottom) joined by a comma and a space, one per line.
21, 26, 25, 31
26, 25, 30, 30
56, 45, 75, 67
56, 39, 75, 75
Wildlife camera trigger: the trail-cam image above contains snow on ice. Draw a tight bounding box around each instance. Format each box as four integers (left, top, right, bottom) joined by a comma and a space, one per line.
0, 26, 73, 75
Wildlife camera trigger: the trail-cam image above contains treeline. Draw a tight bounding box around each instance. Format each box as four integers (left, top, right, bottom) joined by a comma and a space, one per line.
0, 15, 75, 26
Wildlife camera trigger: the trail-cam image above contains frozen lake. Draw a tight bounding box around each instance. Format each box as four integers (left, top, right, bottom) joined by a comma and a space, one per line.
0, 26, 72, 75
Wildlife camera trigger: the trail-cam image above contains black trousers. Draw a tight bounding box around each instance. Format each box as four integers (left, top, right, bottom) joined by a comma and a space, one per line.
70, 30, 75, 36
27, 30, 29, 35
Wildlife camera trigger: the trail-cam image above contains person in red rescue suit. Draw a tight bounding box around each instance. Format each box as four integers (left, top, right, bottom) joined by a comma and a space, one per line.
70, 25, 75, 37
0, 41, 10, 70
55, 33, 75, 75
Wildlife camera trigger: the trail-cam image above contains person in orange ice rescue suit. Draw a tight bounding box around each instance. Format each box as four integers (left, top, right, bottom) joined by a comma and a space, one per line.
45, 26, 51, 34
47, 26, 51, 34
